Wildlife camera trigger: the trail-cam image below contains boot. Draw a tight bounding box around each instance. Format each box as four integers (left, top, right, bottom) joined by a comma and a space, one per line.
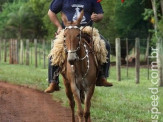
96, 76, 113, 87
44, 82, 60, 93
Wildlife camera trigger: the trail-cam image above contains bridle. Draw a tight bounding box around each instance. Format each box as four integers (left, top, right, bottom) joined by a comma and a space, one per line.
63, 25, 90, 79
63, 26, 81, 53
63, 20, 93, 53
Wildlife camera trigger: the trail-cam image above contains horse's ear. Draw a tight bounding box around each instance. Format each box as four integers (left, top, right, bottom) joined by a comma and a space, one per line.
74, 9, 84, 25
61, 12, 68, 26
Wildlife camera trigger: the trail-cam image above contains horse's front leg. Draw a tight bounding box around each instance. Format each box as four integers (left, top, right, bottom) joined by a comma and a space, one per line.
84, 85, 95, 122
64, 80, 75, 122
71, 83, 84, 122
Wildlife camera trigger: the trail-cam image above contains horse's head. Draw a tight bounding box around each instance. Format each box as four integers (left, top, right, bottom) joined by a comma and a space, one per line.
62, 10, 84, 65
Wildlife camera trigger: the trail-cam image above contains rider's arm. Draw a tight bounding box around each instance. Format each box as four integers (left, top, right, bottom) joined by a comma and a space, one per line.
91, 0, 104, 23
48, 9, 62, 34
49, 0, 63, 34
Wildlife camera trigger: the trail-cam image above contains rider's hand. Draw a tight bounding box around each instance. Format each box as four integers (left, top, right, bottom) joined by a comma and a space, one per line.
55, 26, 63, 37
91, 13, 99, 22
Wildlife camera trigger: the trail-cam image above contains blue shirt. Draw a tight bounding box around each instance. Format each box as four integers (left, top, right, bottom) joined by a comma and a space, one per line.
50, 0, 104, 26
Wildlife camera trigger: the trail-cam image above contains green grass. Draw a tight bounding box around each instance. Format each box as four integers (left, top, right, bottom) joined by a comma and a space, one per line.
0, 63, 48, 90
0, 62, 163, 122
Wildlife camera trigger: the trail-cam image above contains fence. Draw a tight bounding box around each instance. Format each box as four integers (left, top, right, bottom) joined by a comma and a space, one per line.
115, 37, 163, 86
0, 38, 162, 86
0, 39, 51, 69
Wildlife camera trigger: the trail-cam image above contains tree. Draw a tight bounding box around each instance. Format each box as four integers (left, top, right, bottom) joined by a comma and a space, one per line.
0, 1, 43, 39
0, 0, 14, 11
114, 0, 149, 39
96, 0, 150, 57
143, 0, 163, 39
94, 0, 118, 41
161, 0, 163, 14
29, 0, 54, 39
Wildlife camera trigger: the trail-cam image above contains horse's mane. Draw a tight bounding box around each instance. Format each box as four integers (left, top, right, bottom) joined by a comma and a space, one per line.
49, 26, 108, 70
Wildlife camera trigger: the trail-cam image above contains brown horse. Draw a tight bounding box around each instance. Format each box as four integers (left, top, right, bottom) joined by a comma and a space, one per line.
61, 10, 98, 122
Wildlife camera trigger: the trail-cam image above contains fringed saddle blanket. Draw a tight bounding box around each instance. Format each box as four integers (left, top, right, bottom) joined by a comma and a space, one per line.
49, 26, 108, 68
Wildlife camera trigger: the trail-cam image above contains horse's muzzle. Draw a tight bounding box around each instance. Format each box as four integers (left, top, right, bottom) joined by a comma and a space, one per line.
67, 52, 77, 65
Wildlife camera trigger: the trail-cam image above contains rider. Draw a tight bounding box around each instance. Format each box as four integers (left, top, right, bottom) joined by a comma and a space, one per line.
45, 0, 113, 93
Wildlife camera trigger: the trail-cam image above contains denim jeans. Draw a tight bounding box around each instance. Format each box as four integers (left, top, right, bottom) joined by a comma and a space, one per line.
48, 57, 59, 84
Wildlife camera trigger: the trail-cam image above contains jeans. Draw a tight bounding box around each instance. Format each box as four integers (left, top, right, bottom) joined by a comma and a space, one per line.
48, 57, 59, 84
48, 35, 111, 83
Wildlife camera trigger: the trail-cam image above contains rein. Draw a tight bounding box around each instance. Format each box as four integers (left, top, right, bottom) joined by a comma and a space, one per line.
81, 20, 94, 51
81, 20, 92, 31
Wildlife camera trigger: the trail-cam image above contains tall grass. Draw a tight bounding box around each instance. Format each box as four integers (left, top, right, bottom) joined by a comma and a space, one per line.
0, 62, 162, 122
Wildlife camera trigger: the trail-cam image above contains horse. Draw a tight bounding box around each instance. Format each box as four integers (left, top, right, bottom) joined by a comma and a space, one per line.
61, 10, 98, 122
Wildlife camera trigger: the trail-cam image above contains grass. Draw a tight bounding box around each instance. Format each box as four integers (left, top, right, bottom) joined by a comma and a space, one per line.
0, 62, 163, 122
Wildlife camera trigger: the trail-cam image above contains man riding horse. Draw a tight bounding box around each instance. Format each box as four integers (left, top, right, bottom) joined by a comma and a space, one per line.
45, 0, 113, 93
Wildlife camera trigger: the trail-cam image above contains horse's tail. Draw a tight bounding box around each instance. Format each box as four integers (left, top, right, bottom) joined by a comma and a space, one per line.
80, 90, 85, 104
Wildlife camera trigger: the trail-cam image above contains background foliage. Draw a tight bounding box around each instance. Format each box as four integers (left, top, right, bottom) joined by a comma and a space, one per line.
0, 0, 162, 55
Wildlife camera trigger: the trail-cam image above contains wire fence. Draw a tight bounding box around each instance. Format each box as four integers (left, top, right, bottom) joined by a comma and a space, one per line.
112, 37, 163, 86
0, 38, 162, 86
0, 39, 51, 68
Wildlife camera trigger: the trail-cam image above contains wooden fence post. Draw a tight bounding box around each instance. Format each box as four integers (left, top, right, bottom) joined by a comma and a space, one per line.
34, 39, 38, 68
116, 38, 121, 81
26, 39, 30, 65
15, 39, 18, 64
9, 39, 13, 64
146, 37, 150, 80
9, 39, 18, 64
145, 37, 150, 62
126, 38, 129, 78
43, 40, 46, 69
30, 46, 33, 65
135, 38, 140, 84
18, 40, 19, 63
20, 40, 24, 64
4, 39, 7, 62
39, 46, 41, 65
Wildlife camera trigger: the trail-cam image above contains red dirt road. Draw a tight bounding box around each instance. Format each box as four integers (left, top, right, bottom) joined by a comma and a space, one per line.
0, 81, 73, 122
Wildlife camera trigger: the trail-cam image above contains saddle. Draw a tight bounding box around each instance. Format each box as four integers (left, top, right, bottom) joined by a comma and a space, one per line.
49, 26, 108, 71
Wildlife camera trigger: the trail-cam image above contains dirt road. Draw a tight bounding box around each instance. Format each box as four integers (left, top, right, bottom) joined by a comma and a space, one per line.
0, 81, 73, 122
